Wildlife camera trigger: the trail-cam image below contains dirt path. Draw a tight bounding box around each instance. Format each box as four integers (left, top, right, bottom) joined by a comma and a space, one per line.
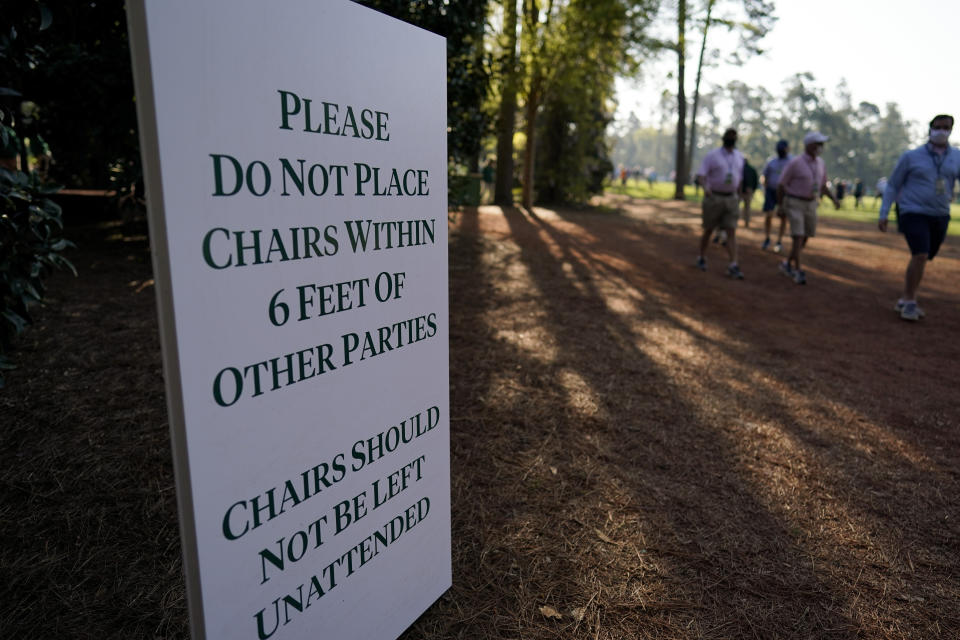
2, 198, 958, 639
437, 197, 960, 639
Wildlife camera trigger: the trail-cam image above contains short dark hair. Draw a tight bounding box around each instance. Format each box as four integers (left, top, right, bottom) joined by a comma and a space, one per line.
723, 128, 737, 137
929, 114, 954, 128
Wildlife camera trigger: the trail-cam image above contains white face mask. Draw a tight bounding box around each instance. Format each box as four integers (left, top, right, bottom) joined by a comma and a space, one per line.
930, 128, 951, 145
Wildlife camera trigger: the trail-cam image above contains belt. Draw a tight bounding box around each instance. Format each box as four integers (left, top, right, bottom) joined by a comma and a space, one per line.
711, 191, 736, 196
786, 194, 815, 202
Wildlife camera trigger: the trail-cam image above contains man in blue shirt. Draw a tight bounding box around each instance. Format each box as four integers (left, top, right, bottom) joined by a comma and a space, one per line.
879, 114, 960, 321
761, 140, 792, 252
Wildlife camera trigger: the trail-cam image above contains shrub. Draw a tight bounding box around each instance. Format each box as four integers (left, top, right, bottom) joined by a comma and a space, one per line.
0, 161, 75, 387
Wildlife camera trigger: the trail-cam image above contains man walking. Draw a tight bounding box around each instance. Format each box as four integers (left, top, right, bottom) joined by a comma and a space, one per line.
481, 158, 495, 204
879, 114, 960, 321
695, 128, 745, 279
776, 132, 840, 285
761, 140, 792, 252
741, 157, 759, 228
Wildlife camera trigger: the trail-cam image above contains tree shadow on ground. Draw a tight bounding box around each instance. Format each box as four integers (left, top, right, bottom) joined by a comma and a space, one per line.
408, 205, 900, 639
496, 202, 960, 637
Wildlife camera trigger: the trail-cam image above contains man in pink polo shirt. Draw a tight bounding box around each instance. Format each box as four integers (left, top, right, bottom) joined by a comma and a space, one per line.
775, 132, 840, 285
695, 128, 744, 279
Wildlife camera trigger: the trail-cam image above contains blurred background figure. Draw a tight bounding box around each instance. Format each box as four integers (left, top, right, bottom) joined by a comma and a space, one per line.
740, 157, 759, 228
853, 178, 865, 208
761, 139, 792, 252
481, 158, 495, 204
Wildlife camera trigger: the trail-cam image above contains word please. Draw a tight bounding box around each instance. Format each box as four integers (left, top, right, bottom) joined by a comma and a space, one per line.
277, 89, 390, 141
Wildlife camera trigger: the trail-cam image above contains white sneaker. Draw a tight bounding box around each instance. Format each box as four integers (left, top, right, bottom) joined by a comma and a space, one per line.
895, 300, 925, 320
899, 301, 920, 321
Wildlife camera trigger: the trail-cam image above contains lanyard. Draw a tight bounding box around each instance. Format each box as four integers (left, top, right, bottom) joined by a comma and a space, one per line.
724, 150, 737, 173
927, 144, 945, 178
803, 155, 820, 188
716, 149, 736, 175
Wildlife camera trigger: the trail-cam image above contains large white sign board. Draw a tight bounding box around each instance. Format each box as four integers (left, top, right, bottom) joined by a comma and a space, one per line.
126, 2, 450, 638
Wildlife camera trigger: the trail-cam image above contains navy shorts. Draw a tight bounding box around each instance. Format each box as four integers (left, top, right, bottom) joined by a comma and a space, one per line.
898, 213, 950, 260
762, 186, 778, 212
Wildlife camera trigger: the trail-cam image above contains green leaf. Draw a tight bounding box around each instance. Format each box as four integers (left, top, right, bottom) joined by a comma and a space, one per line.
39, 5, 54, 32
41, 198, 62, 215
23, 282, 41, 301
63, 257, 77, 277
2, 309, 28, 334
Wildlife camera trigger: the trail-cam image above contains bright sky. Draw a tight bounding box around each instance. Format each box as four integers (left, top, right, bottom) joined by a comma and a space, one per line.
615, 0, 960, 136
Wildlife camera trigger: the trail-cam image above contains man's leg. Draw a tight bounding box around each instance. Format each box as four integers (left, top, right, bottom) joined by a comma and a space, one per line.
699, 197, 719, 265
898, 214, 945, 306
696, 226, 713, 271
789, 235, 803, 270
725, 226, 738, 264
903, 253, 927, 301
722, 195, 744, 277
791, 203, 817, 278
787, 235, 809, 283
699, 226, 714, 258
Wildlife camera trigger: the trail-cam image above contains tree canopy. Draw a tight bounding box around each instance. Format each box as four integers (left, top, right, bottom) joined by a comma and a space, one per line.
610, 74, 916, 191
1, 1, 138, 188
357, 1, 491, 169
0, 0, 926, 208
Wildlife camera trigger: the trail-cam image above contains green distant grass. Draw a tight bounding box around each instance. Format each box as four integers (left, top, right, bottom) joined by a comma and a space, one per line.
605, 180, 960, 236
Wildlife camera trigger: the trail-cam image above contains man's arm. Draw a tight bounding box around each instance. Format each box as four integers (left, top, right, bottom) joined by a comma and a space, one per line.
821, 181, 840, 209
762, 158, 775, 184
878, 153, 910, 230
819, 163, 840, 208
696, 174, 712, 197
695, 153, 712, 197
775, 159, 795, 209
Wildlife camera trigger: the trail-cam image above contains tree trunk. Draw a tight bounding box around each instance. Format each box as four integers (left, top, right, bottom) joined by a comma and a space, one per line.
520, 0, 548, 210
686, 0, 714, 178
495, 0, 519, 206
673, 0, 687, 200
521, 87, 540, 210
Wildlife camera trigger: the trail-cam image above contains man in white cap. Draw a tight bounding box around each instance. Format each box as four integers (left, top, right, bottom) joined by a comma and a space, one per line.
775, 132, 840, 284
878, 114, 960, 321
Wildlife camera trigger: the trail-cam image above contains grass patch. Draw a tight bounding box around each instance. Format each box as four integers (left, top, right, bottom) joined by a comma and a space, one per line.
605, 180, 960, 235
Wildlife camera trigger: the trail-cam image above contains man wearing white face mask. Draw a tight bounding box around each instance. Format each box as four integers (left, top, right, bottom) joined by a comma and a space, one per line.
775, 132, 840, 285
879, 114, 960, 321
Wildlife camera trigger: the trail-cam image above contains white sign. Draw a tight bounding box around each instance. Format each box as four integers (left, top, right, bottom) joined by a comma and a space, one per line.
126, 1, 450, 638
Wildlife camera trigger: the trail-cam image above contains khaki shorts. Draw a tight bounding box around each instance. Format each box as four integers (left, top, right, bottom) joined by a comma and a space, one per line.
783, 195, 818, 237
701, 193, 740, 230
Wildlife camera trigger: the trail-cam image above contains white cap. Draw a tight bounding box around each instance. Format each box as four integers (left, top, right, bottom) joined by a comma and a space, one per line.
803, 131, 829, 145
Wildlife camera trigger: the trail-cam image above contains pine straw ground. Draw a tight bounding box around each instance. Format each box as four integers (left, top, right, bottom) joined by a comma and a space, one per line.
2, 195, 959, 639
